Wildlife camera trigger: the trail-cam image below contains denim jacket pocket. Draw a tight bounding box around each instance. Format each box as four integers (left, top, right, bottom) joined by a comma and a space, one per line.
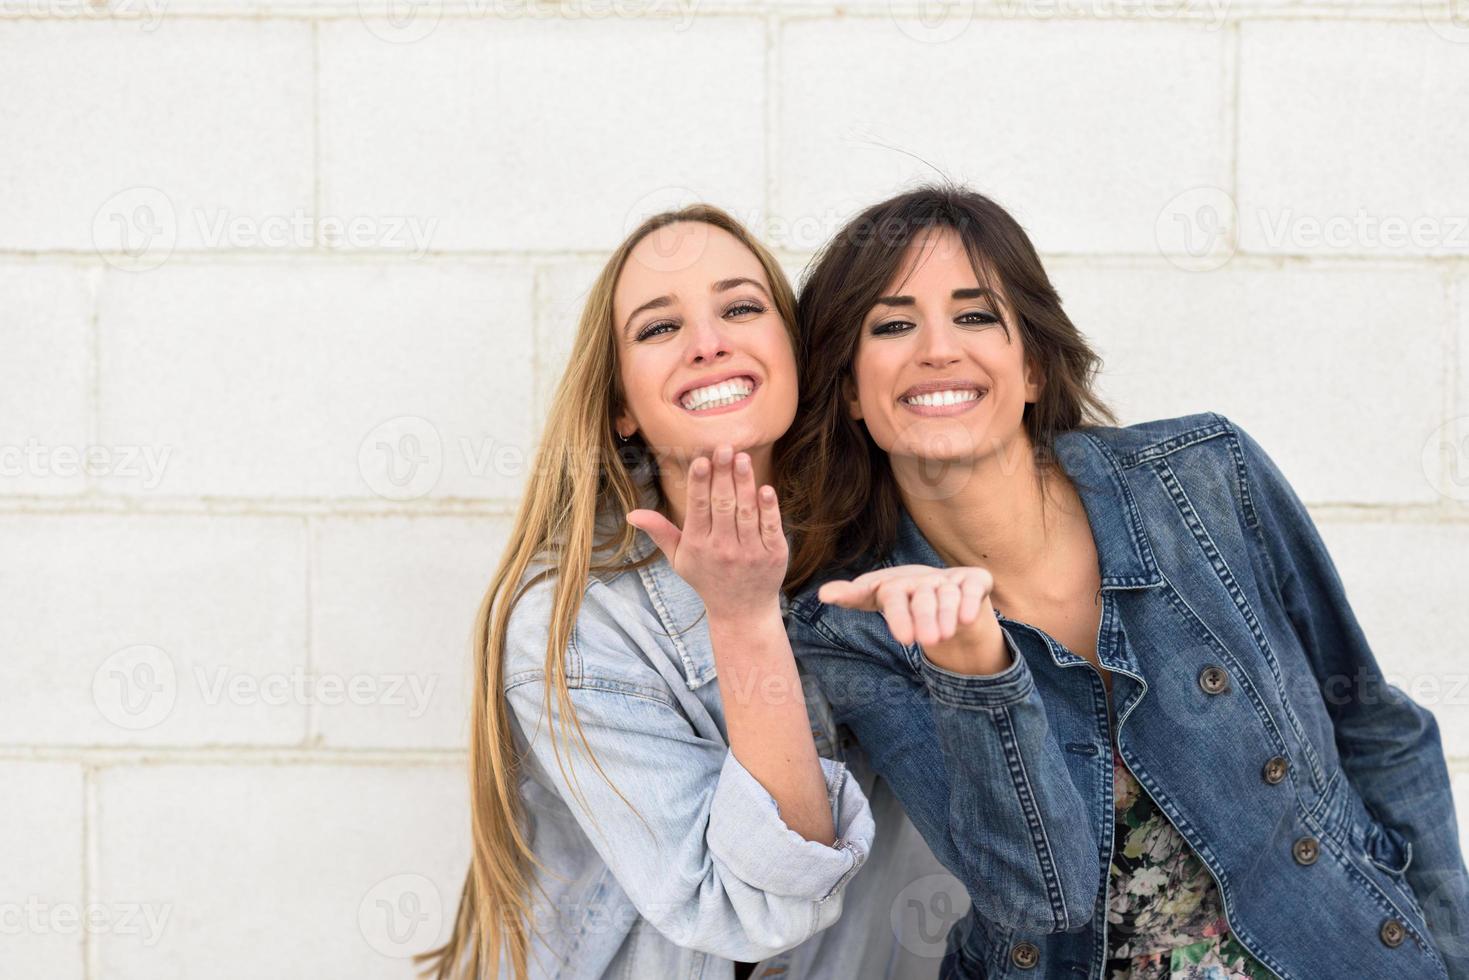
1365, 818, 1415, 878
1362, 819, 1431, 926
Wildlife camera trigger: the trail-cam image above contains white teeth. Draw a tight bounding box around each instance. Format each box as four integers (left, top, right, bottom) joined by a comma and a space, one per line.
902, 388, 984, 408
681, 376, 755, 411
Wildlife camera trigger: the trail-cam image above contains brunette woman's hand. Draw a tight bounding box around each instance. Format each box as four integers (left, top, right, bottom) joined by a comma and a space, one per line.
818, 565, 1012, 675
626, 444, 787, 622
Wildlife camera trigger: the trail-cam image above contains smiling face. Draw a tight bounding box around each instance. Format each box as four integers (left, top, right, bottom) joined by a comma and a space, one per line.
847, 225, 1043, 467
612, 221, 798, 465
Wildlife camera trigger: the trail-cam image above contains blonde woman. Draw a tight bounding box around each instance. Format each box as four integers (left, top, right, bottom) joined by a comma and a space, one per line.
418, 206, 948, 980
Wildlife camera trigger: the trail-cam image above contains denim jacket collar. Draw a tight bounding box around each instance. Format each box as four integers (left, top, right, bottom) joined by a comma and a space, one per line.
630, 531, 719, 690
892, 426, 1164, 591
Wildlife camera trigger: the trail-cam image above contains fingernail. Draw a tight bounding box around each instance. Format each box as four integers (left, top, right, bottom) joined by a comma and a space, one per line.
735, 454, 750, 473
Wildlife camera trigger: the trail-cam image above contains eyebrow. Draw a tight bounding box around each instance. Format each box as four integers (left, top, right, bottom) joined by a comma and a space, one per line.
623, 277, 773, 338
872, 286, 998, 308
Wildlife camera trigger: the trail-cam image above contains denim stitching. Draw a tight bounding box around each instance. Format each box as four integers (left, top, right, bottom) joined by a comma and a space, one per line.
1157, 581, 1297, 772
1155, 456, 1327, 790
992, 703, 1070, 932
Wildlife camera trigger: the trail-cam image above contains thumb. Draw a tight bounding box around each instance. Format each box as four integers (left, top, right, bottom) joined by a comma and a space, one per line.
626, 509, 681, 563
817, 579, 864, 608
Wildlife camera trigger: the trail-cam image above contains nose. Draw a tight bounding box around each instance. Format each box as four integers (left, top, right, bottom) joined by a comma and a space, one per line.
914, 321, 961, 368
684, 313, 731, 365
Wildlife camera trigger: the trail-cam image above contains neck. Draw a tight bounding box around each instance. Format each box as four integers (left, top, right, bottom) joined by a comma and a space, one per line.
893, 429, 1083, 602
660, 443, 776, 530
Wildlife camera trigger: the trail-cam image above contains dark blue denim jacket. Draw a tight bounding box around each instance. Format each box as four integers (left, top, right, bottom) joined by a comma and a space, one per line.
787, 411, 1469, 980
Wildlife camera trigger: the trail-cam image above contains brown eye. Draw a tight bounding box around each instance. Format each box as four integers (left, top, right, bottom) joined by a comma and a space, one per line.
871, 320, 914, 336
958, 310, 1000, 325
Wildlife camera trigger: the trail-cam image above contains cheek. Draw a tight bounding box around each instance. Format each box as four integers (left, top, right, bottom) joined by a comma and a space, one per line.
618, 353, 667, 423
852, 348, 895, 416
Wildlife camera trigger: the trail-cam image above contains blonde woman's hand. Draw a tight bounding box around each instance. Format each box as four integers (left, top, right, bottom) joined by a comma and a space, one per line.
818, 565, 1011, 675
626, 444, 787, 623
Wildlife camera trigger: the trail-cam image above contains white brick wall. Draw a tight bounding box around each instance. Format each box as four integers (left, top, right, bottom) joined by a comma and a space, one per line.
2, 2, 1467, 976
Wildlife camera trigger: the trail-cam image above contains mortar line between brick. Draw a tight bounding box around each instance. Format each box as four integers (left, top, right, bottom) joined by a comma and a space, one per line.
0, 7, 1450, 23
82, 765, 98, 980
311, 20, 323, 246
1447, 272, 1464, 514
763, 12, 778, 244
85, 267, 102, 498
1225, 19, 1241, 256
532, 265, 546, 421
304, 514, 319, 743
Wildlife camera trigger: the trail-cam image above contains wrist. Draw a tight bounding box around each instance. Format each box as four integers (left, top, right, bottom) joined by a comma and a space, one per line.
707, 599, 785, 633
922, 618, 1010, 676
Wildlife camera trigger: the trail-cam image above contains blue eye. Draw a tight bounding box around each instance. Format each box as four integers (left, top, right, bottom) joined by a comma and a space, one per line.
726, 301, 765, 317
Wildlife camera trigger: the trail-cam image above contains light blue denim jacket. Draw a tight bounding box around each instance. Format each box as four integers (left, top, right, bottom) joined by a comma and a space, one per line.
788, 411, 1469, 980
500, 514, 965, 978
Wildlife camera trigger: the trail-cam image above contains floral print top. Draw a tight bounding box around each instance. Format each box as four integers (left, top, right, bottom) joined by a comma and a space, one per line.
1105, 735, 1275, 980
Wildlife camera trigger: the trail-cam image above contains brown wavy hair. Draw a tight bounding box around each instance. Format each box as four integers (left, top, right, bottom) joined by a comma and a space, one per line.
779, 183, 1117, 596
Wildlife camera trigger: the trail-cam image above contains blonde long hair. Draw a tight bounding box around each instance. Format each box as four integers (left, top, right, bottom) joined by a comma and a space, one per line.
415, 205, 800, 980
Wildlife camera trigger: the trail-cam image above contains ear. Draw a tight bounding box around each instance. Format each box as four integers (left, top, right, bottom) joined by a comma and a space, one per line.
841, 373, 864, 421
1023, 353, 1045, 404
614, 408, 637, 440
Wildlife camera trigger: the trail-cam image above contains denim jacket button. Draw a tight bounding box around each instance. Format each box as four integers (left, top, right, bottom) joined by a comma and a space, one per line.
1380, 918, 1407, 948
1293, 836, 1320, 865
1010, 941, 1040, 969
1198, 665, 1230, 695
1262, 756, 1288, 784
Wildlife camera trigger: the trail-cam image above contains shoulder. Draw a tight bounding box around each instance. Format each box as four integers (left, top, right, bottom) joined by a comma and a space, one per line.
501, 562, 677, 701
1089, 413, 1303, 556
1072, 410, 1239, 467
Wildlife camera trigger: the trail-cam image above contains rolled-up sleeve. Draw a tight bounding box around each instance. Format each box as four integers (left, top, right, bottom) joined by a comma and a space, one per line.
707, 750, 872, 905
